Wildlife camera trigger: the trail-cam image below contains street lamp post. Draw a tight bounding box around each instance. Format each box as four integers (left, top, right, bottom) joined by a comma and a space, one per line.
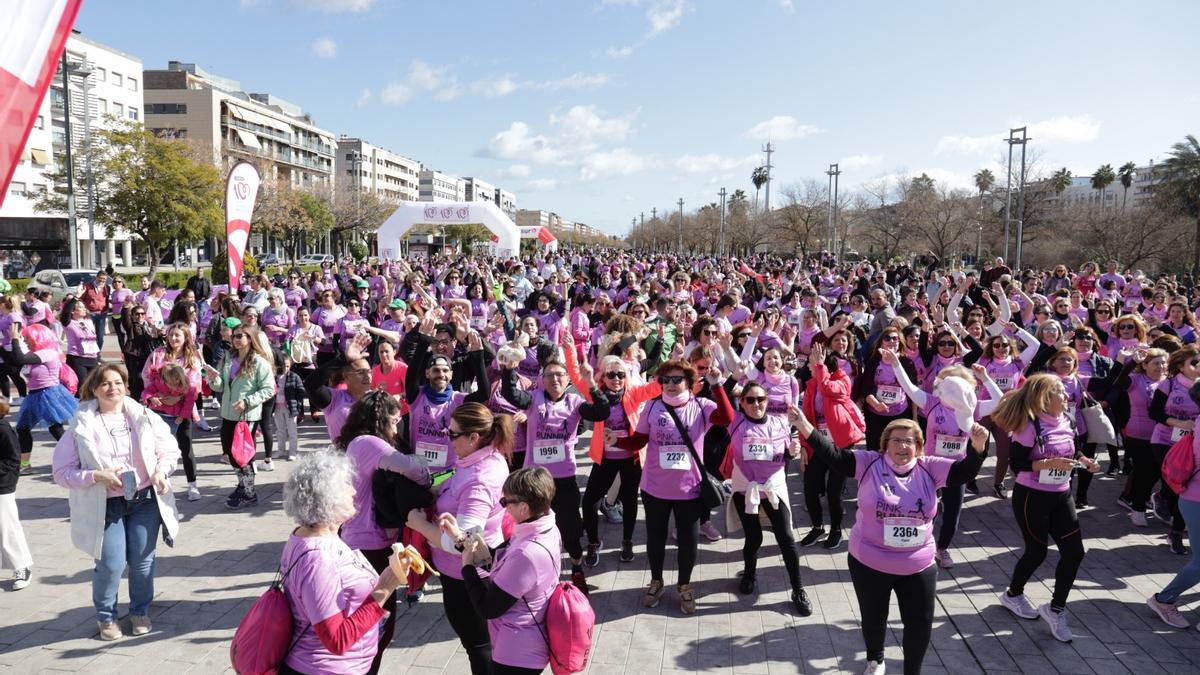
60, 52, 94, 269
651, 207, 657, 252
825, 163, 841, 258
1003, 127, 1030, 266
677, 198, 684, 254
718, 187, 727, 256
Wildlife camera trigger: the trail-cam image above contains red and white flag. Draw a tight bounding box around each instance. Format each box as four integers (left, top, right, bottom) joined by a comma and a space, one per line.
0, 0, 84, 207
225, 161, 261, 292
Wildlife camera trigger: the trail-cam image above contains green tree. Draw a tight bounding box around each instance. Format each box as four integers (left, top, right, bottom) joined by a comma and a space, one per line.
1091, 163, 1116, 207
1050, 168, 1073, 194
1118, 161, 1137, 209
329, 187, 394, 256
253, 182, 334, 264
751, 166, 769, 211
1156, 135, 1200, 273
973, 168, 995, 195
33, 119, 223, 279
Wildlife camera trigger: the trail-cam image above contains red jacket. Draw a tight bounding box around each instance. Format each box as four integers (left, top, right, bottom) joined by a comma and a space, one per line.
801, 361, 865, 457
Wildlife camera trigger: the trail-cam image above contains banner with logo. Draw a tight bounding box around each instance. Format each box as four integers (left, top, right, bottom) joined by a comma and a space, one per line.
225, 161, 261, 292
0, 0, 83, 205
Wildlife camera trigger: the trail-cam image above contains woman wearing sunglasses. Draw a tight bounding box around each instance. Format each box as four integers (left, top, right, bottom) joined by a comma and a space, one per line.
499, 349, 610, 594
1146, 345, 1200, 555
968, 330, 1038, 496
723, 381, 811, 615
614, 359, 733, 614
406, 403, 514, 675
792, 407, 988, 674
853, 327, 919, 452
1111, 347, 1168, 525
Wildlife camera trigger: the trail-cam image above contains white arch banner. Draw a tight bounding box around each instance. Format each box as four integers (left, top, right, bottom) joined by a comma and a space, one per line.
376, 201, 521, 260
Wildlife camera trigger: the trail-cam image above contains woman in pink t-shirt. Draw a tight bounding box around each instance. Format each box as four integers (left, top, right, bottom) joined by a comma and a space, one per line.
9, 323, 77, 471
798, 413, 988, 674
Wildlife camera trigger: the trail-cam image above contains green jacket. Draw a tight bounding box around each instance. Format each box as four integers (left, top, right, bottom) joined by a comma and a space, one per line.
205, 353, 275, 422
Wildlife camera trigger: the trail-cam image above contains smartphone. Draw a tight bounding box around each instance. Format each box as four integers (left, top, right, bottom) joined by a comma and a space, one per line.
121, 469, 138, 501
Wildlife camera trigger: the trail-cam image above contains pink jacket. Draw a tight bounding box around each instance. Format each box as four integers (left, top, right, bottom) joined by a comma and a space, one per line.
140, 348, 202, 420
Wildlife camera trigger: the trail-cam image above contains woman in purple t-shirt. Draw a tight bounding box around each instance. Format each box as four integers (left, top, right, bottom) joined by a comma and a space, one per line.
992, 373, 1100, 644
1147, 345, 1200, 554
1111, 347, 1167, 524
852, 326, 919, 451
461, 467, 563, 675
798, 412, 988, 675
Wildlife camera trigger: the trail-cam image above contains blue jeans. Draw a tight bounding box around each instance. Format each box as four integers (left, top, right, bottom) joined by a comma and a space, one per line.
155, 411, 178, 435
94, 490, 162, 623
1159, 498, 1200, 604
90, 312, 108, 353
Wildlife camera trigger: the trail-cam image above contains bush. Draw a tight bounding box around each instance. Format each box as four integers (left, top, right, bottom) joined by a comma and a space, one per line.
348, 240, 369, 261
210, 250, 258, 286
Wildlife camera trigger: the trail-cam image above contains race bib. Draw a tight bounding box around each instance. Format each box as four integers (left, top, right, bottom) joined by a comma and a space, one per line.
1171, 426, 1189, 442
82, 340, 99, 357
470, 315, 487, 330
933, 434, 967, 458
876, 385, 904, 406
533, 439, 566, 465
883, 517, 930, 549
994, 376, 1014, 391
659, 444, 691, 471
743, 442, 773, 462
416, 441, 449, 469
787, 312, 803, 325
1038, 466, 1072, 485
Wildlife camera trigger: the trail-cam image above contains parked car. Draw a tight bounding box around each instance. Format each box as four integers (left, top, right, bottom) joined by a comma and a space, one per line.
257, 252, 280, 266
28, 269, 96, 306
297, 254, 334, 265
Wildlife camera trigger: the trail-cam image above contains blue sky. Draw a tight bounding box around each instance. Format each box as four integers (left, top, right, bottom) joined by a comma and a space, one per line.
77, 0, 1200, 235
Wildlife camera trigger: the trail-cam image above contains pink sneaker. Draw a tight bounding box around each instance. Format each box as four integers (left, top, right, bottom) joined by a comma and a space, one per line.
1147, 595, 1190, 628
699, 521, 722, 542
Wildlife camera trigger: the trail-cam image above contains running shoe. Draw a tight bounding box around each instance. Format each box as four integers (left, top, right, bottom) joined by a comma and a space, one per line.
186, 485, 201, 502
862, 659, 886, 675
195, 418, 212, 433
643, 580, 665, 607
700, 521, 723, 542
935, 549, 954, 569
1000, 591, 1039, 620
799, 528, 826, 547
130, 615, 152, 636
965, 480, 979, 496
584, 541, 601, 568
97, 620, 123, 641
256, 459, 275, 472
1151, 491, 1172, 523
1117, 495, 1134, 512
1074, 498, 1089, 511
18, 461, 32, 476
993, 483, 1009, 500
678, 584, 696, 615
1130, 511, 1149, 527
570, 569, 589, 596
601, 500, 624, 524
738, 573, 756, 595
791, 587, 813, 617
1038, 603, 1073, 643
1169, 532, 1189, 556
1147, 595, 1190, 628
823, 529, 843, 549
1105, 464, 1119, 477
620, 540, 635, 562
11, 567, 31, 591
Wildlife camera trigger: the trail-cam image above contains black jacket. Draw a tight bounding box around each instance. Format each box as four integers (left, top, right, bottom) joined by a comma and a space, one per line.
0, 421, 19, 495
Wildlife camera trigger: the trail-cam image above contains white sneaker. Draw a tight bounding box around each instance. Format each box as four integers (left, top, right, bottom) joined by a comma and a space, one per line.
1000, 591, 1039, 620
11, 567, 31, 591
1131, 511, 1149, 527
256, 460, 274, 472
862, 659, 886, 675
1038, 603, 1073, 642
935, 549, 954, 569
187, 485, 201, 501
1147, 595, 1190, 628
196, 418, 212, 432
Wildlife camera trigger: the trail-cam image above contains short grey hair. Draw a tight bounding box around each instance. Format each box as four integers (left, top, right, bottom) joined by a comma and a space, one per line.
283, 451, 356, 527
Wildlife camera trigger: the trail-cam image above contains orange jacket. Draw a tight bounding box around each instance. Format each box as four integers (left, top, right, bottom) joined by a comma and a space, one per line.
563, 333, 661, 465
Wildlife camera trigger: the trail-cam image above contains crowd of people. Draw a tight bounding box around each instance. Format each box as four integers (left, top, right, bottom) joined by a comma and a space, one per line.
1, 249, 1200, 674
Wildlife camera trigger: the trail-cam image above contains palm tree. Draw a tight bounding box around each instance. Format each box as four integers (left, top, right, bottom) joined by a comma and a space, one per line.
974, 168, 994, 216
1050, 167, 1073, 194
1157, 134, 1200, 273
1091, 163, 1116, 207
1118, 161, 1137, 209
751, 166, 769, 211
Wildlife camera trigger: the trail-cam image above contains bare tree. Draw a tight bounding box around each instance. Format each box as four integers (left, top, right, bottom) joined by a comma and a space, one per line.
774, 180, 830, 259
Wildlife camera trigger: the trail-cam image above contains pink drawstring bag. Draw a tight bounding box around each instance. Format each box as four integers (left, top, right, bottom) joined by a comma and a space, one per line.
232, 420, 256, 466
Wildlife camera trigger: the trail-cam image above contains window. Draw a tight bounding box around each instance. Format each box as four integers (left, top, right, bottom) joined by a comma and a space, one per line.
127, 108, 138, 121
96, 67, 106, 82
113, 102, 123, 116
32, 183, 47, 194
34, 115, 44, 129
145, 103, 187, 114
128, 77, 137, 92
98, 98, 107, 114
30, 149, 50, 165
112, 72, 122, 87
9, 182, 26, 196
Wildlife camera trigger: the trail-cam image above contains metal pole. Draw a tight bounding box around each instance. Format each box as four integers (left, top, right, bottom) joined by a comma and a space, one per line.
1003, 130, 1015, 262
762, 142, 774, 212
826, 168, 834, 251
826, 163, 841, 258
677, 198, 684, 253
718, 187, 727, 257
833, 166, 842, 259
82, 67, 95, 267
651, 207, 657, 252
61, 50, 79, 269
976, 225, 982, 262
1015, 127, 1029, 270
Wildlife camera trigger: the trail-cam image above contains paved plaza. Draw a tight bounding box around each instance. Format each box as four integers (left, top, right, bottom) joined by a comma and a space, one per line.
4, 410, 1200, 675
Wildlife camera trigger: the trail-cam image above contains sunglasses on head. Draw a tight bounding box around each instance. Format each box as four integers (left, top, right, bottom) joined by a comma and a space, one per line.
658, 374, 686, 385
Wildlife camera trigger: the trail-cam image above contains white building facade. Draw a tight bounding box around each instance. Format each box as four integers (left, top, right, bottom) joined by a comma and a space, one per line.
335, 137, 420, 203
418, 169, 465, 202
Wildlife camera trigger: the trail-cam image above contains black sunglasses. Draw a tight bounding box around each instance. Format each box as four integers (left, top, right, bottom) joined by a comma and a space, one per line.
446, 430, 469, 440
937, 341, 957, 347
604, 372, 626, 380
658, 375, 686, 385
742, 396, 768, 405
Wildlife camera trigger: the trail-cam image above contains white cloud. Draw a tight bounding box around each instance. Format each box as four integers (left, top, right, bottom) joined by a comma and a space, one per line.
380, 82, 413, 105
539, 73, 611, 90
311, 37, 337, 58
472, 75, 519, 98
838, 154, 883, 171
526, 179, 560, 191
607, 45, 635, 59
497, 164, 532, 179
550, 105, 634, 144
580, 148, 649, 181
355, 88, 371, 108
744, 116, 823, 141
484, 122, 563, 165
294, 0, 374, 11
776, 0, 794, 9
647, 0, 686, 36
674, 153, 757, 174
936, 114, 1101, 155
381, 61, 532, 104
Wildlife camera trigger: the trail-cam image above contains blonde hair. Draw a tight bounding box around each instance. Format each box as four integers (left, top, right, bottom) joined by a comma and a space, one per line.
935, 364, 976, 388
879, 419, 924, 455
160, 363, 188, 393
990, 373, 1062, 434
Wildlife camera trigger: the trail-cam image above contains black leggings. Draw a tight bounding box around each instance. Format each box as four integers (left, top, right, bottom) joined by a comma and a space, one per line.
1149, 442, 1186, 533
864, 407, 910, 451
582, 456, 640, 544
65, 355, 98, 394
1073, 436, 1097, 502
848, 553, 937, 675
17, 423, 65, 455
732, 492, 802, 589
642, 491, 704, 585
1008, 484, 1086, 610
0, 357, 26, 399
175, 419, 195, 482
1126, 437, 1156, 511
803, 450, 845, 531
936, 483, 966, 550
256, 397, 276, 460
552, 476, 583, 560
440, 573, 492, 675
492, 663, 540, 675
